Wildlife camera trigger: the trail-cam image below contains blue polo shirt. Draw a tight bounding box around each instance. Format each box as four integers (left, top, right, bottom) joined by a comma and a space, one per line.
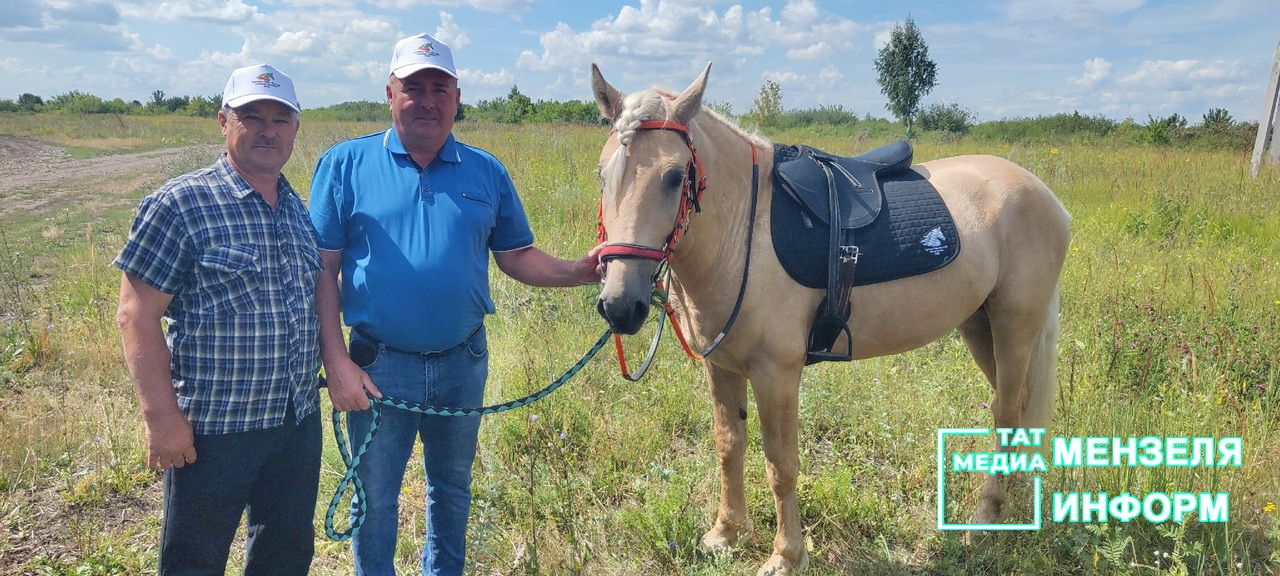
309, 127, 534, 352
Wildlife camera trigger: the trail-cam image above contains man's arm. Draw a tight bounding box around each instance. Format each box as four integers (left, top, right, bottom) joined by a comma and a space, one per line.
116, 272, 196, 470
316, 249, 381, 412
494, 243, 604, 288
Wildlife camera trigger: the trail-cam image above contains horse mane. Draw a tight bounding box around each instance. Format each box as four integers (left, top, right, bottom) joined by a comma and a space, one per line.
601, 88, 770, 199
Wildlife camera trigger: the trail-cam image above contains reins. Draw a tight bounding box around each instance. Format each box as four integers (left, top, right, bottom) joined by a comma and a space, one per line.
325, 329, 612, 541
598, 120, 761, 373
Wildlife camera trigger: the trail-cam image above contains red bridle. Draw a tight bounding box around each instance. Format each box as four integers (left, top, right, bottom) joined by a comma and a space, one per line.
595, 120, 707, 264
595, 117, 762, 378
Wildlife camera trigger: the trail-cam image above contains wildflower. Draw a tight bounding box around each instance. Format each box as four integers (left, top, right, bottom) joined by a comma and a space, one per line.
1049, 147, 1060, 156
980, 401, 989, 410
1070, 246, 1081, 253
529, 413, 539, 422
1264, 502, 1276, 513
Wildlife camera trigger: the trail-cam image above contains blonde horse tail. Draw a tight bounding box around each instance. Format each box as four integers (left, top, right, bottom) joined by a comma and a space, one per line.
1023, 281, 1060, 437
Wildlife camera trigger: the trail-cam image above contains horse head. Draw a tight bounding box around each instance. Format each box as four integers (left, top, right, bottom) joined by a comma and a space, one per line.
591, 63, 711, 335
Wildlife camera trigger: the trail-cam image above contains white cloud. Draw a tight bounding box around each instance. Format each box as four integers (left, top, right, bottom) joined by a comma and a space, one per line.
818, 65, 842, 84
781, 0, 818, 25
787, 41, 831, 60
1118, 59, 1246, 90
365, 0, 534, 13
458, 67, 514, 87
1005, 0, 1146, 25
146, 0, 261, 24
49, 0, 121, 25
1072, 57, 1111, 88
268, 30, 317, 54
762, 70, 804, 85
434, 11, 469, 50
517, 0, 865, 74
0, 57, 22, 74
872, 28, 891, 50
342, 60, 385, 84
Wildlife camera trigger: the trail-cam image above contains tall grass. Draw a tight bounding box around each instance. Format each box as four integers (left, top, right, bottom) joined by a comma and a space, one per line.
1, 118, 1278, 575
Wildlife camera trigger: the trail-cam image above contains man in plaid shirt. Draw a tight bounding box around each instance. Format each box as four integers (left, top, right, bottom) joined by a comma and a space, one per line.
114, 64, 321, 575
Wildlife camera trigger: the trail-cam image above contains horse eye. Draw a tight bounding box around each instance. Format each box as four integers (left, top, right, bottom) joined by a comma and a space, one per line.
663, 168, 684, 190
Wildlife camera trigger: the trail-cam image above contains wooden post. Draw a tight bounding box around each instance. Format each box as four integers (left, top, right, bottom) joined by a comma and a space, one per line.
1251, 40, 1280, 177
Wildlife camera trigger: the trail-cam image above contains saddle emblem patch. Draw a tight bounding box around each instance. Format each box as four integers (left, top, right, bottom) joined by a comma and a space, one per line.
920, 226, 949, 255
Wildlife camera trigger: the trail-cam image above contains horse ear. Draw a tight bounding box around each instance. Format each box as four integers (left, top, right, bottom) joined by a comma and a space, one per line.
592, 63, 625, 122
672, 62, 712, 125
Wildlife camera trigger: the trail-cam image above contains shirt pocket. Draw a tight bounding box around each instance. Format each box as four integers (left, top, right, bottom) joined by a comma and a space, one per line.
297, 245, 322, 301
459, 191, 497, 230
196, 244, 261, 314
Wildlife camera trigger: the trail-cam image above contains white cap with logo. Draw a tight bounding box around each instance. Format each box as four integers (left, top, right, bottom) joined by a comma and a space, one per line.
221, 63, 301, 112
390, 33, 457, 79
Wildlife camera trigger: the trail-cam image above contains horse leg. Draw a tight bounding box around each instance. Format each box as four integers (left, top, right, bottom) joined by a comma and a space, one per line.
751, 365, 809, 575
957, 306, 997, 390
970, 291, 1057, 526
701, 362, 750, 553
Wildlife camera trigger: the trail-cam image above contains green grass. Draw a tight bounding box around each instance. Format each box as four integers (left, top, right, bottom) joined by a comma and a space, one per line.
1, 116, 1278, 575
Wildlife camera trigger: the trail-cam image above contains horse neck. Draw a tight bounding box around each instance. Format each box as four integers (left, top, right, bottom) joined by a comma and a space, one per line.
668, 115, 764, 305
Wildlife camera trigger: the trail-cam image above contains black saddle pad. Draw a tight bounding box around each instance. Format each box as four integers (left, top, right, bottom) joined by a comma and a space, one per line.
771, 148, 961, 289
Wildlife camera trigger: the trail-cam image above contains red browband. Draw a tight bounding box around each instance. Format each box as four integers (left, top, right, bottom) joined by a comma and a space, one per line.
596, 119, 707, 264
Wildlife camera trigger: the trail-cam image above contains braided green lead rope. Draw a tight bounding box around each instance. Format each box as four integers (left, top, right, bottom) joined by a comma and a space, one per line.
325, 328, 613, 541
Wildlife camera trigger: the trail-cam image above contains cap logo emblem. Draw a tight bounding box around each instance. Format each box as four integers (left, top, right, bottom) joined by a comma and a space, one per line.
253, 72, 281, 88
415, 43, 439, 57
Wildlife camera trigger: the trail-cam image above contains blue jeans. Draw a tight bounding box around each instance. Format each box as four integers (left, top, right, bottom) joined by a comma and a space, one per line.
347, 326, 488, 576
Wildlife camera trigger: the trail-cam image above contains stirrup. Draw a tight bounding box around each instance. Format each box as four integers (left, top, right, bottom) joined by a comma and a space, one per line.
805, 317, 853, 364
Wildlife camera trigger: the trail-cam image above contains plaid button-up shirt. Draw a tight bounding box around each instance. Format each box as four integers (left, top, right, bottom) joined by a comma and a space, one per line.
115, 155, 321, 435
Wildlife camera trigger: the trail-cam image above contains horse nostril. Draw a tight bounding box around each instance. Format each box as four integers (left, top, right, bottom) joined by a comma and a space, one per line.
632, 300, 648, 323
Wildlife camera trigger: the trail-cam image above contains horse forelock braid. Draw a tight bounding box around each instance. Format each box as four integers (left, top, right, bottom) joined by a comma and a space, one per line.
614, 89, 670, 146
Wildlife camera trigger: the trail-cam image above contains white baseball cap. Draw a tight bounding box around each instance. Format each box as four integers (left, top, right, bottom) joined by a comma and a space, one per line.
221, 63, 301, 112
390, 33, 457, 79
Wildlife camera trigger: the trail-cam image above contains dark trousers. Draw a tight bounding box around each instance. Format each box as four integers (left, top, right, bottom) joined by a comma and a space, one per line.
158, 406, 322, 576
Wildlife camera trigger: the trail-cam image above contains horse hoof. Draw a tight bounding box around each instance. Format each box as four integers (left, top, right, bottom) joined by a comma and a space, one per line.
969, 503, 1001, 526
963, 529, 994, 546
756, 550, 809, 575
700, 523, 740, 554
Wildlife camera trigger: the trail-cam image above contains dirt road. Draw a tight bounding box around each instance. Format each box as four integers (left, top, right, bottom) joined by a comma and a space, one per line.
0, 136, 221, 219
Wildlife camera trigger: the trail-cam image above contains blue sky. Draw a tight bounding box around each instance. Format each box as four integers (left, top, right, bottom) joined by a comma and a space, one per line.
1, 0, 1276, 122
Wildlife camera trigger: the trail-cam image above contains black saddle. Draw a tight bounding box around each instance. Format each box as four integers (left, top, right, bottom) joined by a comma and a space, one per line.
773, 140, 915, 365
775, 140, 913, 230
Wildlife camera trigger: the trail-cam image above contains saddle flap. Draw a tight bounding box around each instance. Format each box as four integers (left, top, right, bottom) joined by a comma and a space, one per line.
775, 140, 913, 229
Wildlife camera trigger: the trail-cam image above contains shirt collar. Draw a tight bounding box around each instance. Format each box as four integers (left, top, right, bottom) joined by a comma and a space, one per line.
384, 125, 461, 165
215, 153, 296, 202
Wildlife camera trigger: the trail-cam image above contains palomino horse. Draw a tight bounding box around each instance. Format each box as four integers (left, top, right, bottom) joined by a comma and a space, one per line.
592, 63, 1069, 575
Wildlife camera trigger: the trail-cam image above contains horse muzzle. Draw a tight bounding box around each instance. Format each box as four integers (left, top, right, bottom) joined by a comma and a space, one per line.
595, 258, 659, 335
596, 295, 650, 335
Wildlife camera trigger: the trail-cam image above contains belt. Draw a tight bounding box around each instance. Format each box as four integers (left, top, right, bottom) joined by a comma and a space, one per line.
352, 326, 477, 357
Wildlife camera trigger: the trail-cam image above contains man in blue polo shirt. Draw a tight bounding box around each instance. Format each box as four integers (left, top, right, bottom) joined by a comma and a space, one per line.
309, 33, 601, 576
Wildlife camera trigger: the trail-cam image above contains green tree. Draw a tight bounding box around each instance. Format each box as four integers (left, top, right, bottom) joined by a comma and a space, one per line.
1201, 108, 1233, 131
150, 89, 165, 107
747, 80, 783, 127
874, 16, 937, 135
500, 85, 533, 124
17, 93, 43, 111
916, 102, 973, 133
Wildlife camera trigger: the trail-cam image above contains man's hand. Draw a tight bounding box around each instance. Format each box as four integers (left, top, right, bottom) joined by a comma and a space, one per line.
575, 242, 606, 285
326, 355, 382, 412
145, 409, 196, 470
